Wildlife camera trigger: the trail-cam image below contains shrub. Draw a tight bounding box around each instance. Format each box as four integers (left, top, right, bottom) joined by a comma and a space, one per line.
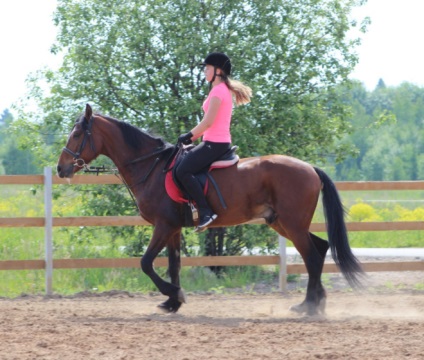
348, 203, 383, 222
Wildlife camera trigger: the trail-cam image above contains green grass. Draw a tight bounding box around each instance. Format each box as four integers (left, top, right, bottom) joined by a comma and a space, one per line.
348, 231, 424, 248
309, 230, 424, 248
342, 190, 424, 207
0, 270, 45, 297
414, 283, 424, 291
0, 266, 279, 298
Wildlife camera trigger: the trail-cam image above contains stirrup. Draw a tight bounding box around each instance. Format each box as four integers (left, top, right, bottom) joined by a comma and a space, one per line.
194, 214, 218, 233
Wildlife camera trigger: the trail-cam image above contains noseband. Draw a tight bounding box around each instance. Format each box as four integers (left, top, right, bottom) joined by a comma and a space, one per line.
62, 116, 96, 168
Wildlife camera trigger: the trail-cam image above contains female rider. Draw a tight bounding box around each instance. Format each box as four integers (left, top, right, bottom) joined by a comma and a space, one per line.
176, 52, 252, 232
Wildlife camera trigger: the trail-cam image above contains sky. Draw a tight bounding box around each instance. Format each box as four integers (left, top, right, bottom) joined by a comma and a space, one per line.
349, 0, 424, 89
1, 0, 424, 115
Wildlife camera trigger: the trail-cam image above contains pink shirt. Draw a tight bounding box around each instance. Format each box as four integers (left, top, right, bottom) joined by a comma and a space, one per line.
202, 82, 233, 143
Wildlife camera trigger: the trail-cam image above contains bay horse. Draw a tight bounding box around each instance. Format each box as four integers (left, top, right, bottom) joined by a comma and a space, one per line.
57, 104, 363, 315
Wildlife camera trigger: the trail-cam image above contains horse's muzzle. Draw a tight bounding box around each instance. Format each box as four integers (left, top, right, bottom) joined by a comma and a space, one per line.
56, 163, 75, 179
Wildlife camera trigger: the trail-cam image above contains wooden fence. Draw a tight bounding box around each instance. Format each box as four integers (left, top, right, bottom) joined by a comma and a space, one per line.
1, 167, 424, 294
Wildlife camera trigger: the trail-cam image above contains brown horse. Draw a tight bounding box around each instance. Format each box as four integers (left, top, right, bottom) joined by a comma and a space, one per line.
57, 104, 363, 315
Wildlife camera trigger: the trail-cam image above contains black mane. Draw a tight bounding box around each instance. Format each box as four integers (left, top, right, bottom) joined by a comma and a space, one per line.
98, 114, 169, 150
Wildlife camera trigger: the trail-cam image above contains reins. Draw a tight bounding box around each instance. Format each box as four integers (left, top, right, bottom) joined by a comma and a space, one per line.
83, 146, 172, 214
163, 143, 183, 173
127, 145, 169, 165
125, 144, 173, 184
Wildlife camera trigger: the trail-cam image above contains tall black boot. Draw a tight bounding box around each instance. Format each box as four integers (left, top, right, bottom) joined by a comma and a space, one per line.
181, 174, 217, 231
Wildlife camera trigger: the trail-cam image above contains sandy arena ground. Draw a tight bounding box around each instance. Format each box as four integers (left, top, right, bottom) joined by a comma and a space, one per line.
0, 269, 423, 360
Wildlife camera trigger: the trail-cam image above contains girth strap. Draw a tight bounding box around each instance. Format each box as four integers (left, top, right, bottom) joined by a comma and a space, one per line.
207, 173, 227, 210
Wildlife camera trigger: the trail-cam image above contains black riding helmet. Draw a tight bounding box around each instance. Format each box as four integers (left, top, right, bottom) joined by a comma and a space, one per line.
201, 52, 231, 83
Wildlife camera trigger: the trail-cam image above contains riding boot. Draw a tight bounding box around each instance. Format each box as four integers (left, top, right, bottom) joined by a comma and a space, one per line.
195, 206, 218, 233
181, 174, 217, 231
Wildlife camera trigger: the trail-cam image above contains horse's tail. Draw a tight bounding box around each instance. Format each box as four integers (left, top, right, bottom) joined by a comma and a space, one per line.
314, 167, 364, 288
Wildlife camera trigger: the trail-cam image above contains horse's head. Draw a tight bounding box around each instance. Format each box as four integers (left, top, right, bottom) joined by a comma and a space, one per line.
57, 104, 99, 178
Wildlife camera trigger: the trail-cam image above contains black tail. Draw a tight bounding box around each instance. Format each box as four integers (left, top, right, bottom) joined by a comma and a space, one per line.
314, 167, 364, 288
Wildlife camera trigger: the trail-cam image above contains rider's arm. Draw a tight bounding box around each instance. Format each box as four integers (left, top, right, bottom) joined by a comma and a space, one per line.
190, 96, 221, 141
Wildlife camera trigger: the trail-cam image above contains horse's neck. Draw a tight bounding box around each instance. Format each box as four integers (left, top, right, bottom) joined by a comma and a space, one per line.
100, 129, 164, 189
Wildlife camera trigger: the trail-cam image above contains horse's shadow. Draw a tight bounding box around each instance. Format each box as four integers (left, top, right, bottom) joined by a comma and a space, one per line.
68, 312, 336, 328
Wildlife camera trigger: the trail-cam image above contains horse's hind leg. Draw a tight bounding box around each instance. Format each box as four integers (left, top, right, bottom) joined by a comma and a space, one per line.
289, 231, 329, 315
308, 233, 329, 313
272, 223, 328, 315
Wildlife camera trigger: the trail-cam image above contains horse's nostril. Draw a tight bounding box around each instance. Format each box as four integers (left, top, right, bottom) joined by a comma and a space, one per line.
57, 165, 61, 173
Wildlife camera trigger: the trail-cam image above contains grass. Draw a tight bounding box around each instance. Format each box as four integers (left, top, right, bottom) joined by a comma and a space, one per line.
0, 266, 279, 298
414, 283, 424, 291
310, 230, 424, 248
0, 270, 45, 297
342, 190, 424, 206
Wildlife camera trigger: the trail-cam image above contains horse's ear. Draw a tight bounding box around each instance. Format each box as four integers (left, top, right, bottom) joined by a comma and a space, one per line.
85, 103, 92, 121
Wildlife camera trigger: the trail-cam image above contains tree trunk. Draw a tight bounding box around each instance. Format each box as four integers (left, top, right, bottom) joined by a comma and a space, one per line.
205, 227, 225, 275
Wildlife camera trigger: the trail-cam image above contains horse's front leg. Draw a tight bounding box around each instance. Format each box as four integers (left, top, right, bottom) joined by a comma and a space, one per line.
156, 230, 186, 313
141, 225, 186, 313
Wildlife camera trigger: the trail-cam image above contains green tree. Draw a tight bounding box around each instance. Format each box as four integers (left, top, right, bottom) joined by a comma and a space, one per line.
334, 81, 424, 181
0, 110, 41, 175
1, 144, 40, 175
17, 0, 367, 255
0, 109, 13, 147
24, 0, 367, 161
0, 110, 13, 174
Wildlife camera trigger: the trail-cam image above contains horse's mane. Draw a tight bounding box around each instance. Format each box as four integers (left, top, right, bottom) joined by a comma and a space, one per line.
97, 114, 169, 150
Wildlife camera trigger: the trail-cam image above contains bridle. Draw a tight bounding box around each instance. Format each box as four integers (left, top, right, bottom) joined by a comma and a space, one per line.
62, 116, 96, 169
60, 114, 173, 212
61, 114, 173, 180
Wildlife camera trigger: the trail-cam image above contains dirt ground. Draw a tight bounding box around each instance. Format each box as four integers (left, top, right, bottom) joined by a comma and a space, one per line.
0, 269, 423, 360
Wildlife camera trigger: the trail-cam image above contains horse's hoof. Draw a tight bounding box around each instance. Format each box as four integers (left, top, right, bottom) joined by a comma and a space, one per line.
289, 302, 308, 314
318, 297, 326, 315
157, 303, 176, 313
290, 301, 322, 316
157, 298, 183, 313
178, 289, 187, 303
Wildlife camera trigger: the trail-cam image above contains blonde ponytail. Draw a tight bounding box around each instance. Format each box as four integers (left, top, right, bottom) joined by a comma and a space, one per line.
225, 78, 252, 106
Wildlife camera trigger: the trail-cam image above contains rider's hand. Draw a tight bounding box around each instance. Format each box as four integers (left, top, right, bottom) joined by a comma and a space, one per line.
178, 132, 193, 145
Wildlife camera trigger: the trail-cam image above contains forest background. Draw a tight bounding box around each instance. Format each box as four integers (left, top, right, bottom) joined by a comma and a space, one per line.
2, 78, 423, 181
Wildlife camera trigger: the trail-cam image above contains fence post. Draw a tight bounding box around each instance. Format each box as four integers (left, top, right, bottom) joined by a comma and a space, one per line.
278, 235, 287, 292
44, 167, 53, 295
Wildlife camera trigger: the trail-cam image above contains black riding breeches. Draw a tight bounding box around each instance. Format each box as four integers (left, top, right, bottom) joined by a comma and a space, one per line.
175, 141, 231, 210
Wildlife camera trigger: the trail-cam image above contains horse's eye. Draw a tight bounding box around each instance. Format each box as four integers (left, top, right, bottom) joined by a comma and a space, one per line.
72, 124, 83, 138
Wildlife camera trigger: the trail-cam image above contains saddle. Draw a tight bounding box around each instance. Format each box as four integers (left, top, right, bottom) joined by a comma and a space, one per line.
164, 145, 239, 207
